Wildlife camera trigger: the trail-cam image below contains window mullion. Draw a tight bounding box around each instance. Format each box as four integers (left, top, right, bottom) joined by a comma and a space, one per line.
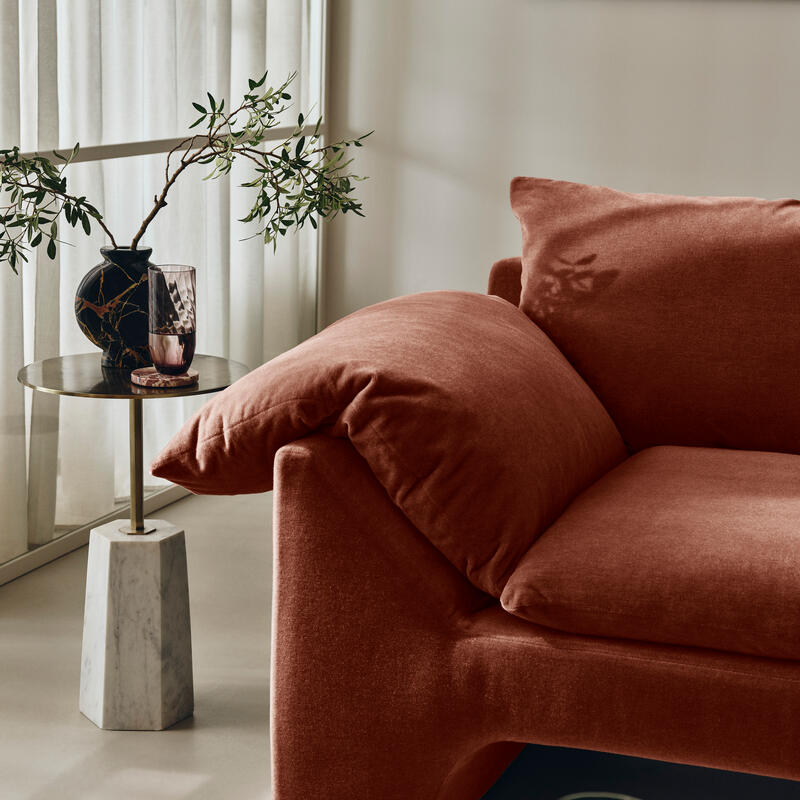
17, 123, 327, 165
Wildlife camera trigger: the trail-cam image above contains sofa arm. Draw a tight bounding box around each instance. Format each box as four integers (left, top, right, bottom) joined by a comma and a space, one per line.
272, 436, 524, 800
488, 256, 522, 306
153, 290, 626, 597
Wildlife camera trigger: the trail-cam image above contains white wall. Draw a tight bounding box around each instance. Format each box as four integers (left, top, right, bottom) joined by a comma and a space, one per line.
324, 0, 800, 324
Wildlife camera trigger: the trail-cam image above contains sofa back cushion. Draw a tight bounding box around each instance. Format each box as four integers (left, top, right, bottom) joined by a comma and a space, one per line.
511, 177, 800, 454
152, 291, 626, 597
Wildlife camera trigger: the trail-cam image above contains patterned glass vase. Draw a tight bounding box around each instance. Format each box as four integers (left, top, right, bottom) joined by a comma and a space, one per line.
74, 247, 154, 369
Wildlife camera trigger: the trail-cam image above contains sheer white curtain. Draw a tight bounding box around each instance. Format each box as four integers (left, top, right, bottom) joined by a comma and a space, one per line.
0, 0, 322, 564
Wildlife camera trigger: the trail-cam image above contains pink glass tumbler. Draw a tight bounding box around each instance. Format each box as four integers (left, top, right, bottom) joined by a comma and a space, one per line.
148, 265, 196, 375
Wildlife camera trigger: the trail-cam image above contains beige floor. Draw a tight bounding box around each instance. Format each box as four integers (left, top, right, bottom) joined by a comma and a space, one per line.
0, 492, 274, 800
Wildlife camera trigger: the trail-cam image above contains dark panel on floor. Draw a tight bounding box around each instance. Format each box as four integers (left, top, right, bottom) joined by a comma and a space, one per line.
482, 745, 800, 800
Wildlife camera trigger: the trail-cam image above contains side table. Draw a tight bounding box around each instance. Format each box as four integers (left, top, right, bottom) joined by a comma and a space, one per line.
18, 353, 249, 730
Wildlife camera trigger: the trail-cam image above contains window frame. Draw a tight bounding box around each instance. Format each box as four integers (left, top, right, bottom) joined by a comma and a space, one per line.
2, 0, 330, 584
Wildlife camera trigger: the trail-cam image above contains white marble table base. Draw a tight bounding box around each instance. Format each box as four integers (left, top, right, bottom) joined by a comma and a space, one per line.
79, 519, 194, 730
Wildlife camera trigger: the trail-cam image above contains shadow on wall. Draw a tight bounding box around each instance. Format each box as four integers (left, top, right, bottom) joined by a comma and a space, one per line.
481, 745, 800, 800
326, 0, 414, 318
326, 0, 800, 324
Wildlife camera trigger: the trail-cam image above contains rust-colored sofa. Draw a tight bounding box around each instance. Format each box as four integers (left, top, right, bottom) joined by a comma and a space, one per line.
153, 179, 800, 799
267, 261, 800, 800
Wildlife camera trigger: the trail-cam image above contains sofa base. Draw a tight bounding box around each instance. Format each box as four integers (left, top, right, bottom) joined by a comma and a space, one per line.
272, 437, 800, 799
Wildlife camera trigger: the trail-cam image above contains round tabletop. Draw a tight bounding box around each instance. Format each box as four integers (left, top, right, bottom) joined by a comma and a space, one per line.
17, 353, 249, 400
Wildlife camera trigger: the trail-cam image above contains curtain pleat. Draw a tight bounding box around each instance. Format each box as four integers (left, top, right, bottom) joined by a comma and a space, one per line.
0, 0, 27, 561
26, 0, 61, 547
264, 0, 322, 359
56, 0, 115, 526
229, 0, 268, 371
199, 0, 232, 360
0, 0, 321, 563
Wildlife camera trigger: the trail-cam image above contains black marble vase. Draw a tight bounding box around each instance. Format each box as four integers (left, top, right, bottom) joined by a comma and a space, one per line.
74, 247, 154, 369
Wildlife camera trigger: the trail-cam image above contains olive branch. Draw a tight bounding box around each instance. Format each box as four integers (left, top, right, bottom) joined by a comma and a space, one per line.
0, 71, 370, 274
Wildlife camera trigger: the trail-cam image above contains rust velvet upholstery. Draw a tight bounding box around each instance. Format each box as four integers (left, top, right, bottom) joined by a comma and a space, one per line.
152, 179, 800, 798
511, 177, 800, 454
502, 446, 800, 660
272, 437, 800, 799
488, 256, 522, 305
152, 290, 625, 596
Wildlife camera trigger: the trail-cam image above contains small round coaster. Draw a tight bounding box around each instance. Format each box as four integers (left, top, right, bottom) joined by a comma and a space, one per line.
130, 367, 199, 388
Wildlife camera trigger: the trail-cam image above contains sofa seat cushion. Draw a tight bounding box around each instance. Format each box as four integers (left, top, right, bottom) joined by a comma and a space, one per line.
501, 446, 800, 660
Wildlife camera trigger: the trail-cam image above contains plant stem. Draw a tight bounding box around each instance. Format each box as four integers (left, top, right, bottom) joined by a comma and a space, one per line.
129, 156, 193, 249
130, 92, 279, 248
130, 115, 235, 248
16, 180, 118, 247
93, 217, 119, 248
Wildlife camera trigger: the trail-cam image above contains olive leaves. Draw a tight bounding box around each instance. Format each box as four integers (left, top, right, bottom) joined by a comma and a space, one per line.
1, 71, 370, 271
0, 144, 113, 273
163, 71, 371, 250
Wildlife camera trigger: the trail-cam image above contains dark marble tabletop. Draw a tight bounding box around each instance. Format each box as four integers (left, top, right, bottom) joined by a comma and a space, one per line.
18, 353, 249, 400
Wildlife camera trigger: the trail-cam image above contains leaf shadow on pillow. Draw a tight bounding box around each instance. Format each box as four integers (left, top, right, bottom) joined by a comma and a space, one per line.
529, 252, 619, 322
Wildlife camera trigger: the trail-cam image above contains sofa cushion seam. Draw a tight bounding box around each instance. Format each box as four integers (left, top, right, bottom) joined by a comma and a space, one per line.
466, 633, 800, 684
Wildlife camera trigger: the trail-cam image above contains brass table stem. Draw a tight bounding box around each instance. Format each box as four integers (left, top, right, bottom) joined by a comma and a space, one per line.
120, 398, 155, 535
17, 353, 249, 538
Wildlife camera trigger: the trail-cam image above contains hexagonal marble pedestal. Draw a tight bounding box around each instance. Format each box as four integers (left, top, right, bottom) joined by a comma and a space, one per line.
79, 519, 194, 730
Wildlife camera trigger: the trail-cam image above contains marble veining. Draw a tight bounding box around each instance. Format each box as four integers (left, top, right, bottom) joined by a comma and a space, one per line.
130, 367, 199, 388
74, 248, 154, 370
79, 520, 194, 730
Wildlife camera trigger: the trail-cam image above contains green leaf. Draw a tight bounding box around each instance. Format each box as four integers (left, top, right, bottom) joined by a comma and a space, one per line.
2, 69, 369, 270
41, 160, 59, 179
